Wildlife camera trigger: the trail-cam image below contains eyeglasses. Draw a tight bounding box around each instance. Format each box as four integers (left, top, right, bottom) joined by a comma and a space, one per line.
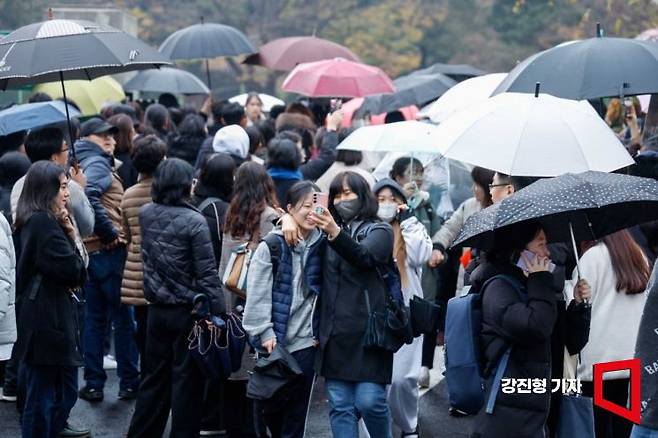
488, 183, 511, 189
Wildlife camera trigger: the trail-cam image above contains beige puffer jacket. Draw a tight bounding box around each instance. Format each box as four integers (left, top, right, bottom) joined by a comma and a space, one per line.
120, 177, 153, 305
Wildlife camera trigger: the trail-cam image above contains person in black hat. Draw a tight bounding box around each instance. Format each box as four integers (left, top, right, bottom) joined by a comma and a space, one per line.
74, 117, 140, 403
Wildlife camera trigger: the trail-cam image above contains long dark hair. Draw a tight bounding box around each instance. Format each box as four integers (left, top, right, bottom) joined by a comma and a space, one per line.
195, 153, 235, 202
600, 230, 650, 294
328, 171, 379, 225
487, 220, 543, 265
225, 162, 279, 239
14, 161, 66, 230
108, 114, 134, 155
471, 166, 495, 208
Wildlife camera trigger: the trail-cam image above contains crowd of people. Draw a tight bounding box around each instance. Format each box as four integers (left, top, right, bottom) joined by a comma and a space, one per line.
0, 87, 656, 438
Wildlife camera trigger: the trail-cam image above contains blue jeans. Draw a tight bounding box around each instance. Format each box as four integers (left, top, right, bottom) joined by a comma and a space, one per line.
21, 364, 77, 438
83, 247, 139, 391
325, 379, 391, 438
632, 425, 658, 438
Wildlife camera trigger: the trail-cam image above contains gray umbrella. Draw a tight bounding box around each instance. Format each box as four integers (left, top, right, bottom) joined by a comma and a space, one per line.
357, 73, 457, 116
123, 67, 209, 95
413, 63, 487, 82
0, 16, 170, 159
493, 27, 658, 99
0, 19, 170, 90
158, 18, 255, 89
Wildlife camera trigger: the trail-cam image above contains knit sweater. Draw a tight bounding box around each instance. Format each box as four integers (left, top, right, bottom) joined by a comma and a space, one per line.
563, 243, 648, 381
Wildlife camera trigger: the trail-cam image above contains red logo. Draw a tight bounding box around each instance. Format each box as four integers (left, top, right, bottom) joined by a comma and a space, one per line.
593, 359, 641, 424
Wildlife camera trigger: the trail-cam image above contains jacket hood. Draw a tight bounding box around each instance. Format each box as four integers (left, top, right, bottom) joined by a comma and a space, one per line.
372, 178, 407, 203
74, 139, 111, 164
469, 258, 526, 293
271, 227, 323, 253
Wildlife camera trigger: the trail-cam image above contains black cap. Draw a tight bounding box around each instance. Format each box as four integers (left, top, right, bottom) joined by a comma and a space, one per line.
80, 117, 119, 137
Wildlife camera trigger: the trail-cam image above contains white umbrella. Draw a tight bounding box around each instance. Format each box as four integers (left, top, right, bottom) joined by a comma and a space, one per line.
337, 120, 440, 153
229, 93, 285, 112
433, 92, 634, 177
417, 73, 507, 123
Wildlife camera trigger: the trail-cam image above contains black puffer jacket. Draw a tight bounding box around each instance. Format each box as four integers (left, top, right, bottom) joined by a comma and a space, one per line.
140, 202, 225, 314
469, 260, 557, 438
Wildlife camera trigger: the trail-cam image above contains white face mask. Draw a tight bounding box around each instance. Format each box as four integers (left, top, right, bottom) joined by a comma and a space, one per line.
377, 202, 398, 223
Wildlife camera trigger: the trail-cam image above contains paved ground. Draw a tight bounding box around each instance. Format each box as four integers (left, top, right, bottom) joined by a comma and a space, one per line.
0, 347, 475, 437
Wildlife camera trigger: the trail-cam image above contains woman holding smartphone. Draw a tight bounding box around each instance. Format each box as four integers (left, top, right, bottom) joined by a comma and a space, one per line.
243, 180, 326, 438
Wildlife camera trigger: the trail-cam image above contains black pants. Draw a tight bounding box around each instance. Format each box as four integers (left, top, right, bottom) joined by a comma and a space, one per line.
581, 378, 633, 438
262, 347, 316, 438
127, 305, 204, 438
201, 378, 224, 432
224, 380, 261, 438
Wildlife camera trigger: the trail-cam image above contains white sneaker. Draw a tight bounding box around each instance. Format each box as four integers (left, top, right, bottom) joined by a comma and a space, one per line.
103, 354, 117, 370
418, 366, 430, 389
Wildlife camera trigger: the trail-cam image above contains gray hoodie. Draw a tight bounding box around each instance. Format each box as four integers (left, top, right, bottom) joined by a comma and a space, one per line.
243, 228, 323, 353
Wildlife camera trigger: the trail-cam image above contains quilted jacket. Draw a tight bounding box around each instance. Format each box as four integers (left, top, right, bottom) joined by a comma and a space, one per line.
139, 202, 225, 314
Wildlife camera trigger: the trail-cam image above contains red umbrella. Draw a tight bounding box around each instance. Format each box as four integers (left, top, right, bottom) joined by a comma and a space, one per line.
244, 36, 360, 71
281, 58, 395, 98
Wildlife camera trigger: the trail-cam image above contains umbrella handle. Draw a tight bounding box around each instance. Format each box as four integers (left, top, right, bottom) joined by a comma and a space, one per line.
569, 221, 581, 281
59, 71, 77, 163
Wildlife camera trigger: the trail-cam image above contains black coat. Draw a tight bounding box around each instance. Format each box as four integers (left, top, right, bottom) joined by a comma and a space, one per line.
469, 261, 557, 438
116, 150, 139, 190
14, 212, 86, 367
316, 221, 395, 385
140, 202, 226, 314
168, 134, 207, 167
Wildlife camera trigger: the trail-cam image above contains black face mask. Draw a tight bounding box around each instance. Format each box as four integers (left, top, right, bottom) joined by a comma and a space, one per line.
334, 198, 362, 223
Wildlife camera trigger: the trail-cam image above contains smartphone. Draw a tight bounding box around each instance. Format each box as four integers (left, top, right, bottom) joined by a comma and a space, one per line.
329, 98, 342, 112
517, 249, 556, 273
312, 192, 329, 214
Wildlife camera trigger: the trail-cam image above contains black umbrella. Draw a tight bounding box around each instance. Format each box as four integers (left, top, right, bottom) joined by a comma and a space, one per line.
245, 345, 303, 401
158, 18, 255, 89
413, 63, 487, 82
357, 73, 456, 116
123, 67, 210, 95
493, 24, 658, 100
453, 172, 658, 274
0, 15, 170, 159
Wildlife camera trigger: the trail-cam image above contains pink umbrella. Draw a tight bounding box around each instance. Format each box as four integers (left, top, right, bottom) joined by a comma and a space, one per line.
243, 36, 360, 71
340, 97, 418, 128
281, 58, 395, 98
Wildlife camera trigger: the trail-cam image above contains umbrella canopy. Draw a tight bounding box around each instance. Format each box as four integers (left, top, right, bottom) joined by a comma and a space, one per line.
0, 100, 81, 135
34, 76, 125, 116
357, 73, 456, 116
418, 73, 507, 123
338, 120, 440, 154
0, 19, 170, 90
123, 67, 209, 95
413, 63, 487, 81
492, 35, 658, 100
228, 93, 284, 112
433, 92, 634, 177
158, 22, 255, 60
340, 97, 417, 128
243, 36, 359, 71
453, 171, 658, 249
281, 58, 395, 98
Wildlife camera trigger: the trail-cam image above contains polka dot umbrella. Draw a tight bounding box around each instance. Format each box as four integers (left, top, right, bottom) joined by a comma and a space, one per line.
453, 171, 658, 273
